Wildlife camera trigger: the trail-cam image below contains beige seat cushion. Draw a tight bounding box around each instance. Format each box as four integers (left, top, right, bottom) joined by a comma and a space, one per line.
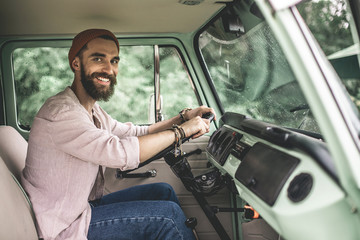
0, 157, 38, 239
0, 126, 28, 180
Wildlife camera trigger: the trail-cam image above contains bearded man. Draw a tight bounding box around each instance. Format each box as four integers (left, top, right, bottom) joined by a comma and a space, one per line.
21, 29, 214, 240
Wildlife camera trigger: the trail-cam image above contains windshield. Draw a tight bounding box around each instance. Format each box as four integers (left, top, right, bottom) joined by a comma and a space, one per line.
198, 1, 320, 133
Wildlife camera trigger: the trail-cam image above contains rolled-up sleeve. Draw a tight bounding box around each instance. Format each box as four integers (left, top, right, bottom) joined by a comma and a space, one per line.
39, 102, 143, 170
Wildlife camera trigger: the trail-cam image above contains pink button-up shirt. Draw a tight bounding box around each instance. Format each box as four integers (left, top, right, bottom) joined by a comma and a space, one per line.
21, 87, 148, 239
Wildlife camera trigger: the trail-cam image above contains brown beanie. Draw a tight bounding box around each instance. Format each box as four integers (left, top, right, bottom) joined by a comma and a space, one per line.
68, 29, 120, 71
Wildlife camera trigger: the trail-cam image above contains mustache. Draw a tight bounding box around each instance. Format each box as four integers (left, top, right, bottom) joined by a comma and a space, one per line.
91, 72, 117, 83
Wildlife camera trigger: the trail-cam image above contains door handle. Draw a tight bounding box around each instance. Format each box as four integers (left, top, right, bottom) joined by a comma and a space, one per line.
116, 169, 157, 179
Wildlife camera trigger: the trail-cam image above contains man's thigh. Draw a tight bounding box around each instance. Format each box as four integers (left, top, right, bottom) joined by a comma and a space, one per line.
98, 182, 180, 206
88, 200, 195, 240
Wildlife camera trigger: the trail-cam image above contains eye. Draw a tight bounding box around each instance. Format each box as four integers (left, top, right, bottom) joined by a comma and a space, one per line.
93, 57, 102, 62
111, 59, 119, 64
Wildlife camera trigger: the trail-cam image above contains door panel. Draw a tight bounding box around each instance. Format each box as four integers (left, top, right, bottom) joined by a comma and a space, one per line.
104, 135, 234, 239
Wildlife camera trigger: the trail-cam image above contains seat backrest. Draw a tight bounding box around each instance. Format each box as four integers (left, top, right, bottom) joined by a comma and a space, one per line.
0, 125, 28, 180
0, 156, 38, 239
0, 126, 38, 239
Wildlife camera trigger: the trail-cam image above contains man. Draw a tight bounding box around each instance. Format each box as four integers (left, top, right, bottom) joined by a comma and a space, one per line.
21, 29, 215, 240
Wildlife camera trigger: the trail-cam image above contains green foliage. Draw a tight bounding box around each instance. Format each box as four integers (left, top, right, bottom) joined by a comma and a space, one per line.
14, 0, 356, 131
13, 47, 73, 128
159, 47, 199, 119
297, 0, 353, 55
99, 46, 154, 123
13, 45, 199, 128
298, 0, 360, 111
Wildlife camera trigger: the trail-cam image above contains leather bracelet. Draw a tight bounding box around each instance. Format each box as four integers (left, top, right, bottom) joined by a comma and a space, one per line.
179, 108, 192, 123
172, 124, 186, 139
169, 125, 184, 157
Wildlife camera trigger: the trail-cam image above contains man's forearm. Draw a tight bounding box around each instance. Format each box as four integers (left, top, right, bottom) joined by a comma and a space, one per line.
140, 106, 215, 162
138, 130, 175, 162
148, 115, 182, 134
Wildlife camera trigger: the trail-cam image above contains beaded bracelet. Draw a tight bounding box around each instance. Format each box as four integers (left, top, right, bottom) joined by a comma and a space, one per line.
170, 124, 186, 157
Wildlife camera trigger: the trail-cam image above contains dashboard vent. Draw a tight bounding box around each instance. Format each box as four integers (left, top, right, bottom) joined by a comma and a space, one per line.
207, 127, 241, 166
287, 173, 313, 203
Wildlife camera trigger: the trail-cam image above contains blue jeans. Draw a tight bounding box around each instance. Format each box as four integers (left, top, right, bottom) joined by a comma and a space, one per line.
87, 182, 195, 240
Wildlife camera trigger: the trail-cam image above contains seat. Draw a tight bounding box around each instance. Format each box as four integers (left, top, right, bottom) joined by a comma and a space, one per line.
0, 125, 28, 181
0, 125, 38, 239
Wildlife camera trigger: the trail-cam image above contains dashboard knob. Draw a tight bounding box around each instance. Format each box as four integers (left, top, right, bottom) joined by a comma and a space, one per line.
247, 177, 257, 187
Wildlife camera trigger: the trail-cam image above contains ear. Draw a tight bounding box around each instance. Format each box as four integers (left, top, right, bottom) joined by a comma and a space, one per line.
71, 57, 80, 71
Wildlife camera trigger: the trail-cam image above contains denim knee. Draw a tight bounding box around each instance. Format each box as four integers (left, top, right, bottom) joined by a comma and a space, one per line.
155, 201, 195, 240
88, 200, 195, 240
151, 182, 180, 204
155, 182, 174, 191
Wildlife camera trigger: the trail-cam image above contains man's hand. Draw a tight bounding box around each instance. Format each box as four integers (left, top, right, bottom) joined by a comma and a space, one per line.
180, 116, 211, 139
184, 106, 217, 122
140, 106, 216, 162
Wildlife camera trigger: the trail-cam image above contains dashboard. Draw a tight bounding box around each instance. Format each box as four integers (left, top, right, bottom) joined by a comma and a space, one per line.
206, 112, 360, 240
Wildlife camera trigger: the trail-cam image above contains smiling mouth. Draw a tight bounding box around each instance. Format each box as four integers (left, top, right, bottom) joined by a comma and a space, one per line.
96, 76, 110, 85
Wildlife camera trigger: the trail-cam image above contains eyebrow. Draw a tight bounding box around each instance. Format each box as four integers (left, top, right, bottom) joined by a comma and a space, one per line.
90, 52, 106, 58
90, 52, 120, 61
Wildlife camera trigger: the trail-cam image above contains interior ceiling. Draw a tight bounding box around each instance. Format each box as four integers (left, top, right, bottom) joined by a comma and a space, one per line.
0, 0, 231, 37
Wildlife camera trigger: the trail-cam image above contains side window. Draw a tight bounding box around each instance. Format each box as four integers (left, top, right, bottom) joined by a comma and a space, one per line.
159, 47, 199, 119
297, 0, 360, 111
13, 47, 73, 130
12, 44, 199, 129
99, 46, 154, 123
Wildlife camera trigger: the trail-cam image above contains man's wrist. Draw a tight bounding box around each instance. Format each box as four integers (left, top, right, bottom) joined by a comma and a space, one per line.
179, 108, 192, 123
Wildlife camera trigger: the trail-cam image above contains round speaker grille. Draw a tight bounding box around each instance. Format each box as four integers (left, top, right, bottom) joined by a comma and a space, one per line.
287, 173, 313, 203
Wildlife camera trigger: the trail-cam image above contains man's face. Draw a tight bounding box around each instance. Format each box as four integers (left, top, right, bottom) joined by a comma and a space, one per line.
78, 38, 119, 101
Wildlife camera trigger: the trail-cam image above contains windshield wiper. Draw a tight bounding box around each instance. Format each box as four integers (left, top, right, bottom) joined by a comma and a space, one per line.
289, 104, 309, 112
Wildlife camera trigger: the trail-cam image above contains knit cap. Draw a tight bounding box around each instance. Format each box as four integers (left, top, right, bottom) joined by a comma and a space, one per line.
68, 29, 119, 71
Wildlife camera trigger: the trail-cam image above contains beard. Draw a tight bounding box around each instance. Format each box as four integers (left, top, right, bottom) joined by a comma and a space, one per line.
80, 63, 117, 102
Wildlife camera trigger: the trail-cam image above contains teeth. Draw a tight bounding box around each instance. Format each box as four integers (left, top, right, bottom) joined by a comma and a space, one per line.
97, 77, 109, 82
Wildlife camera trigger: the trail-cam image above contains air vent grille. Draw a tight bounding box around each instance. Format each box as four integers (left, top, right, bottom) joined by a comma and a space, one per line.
287, 173, 313, 203
207, 127, 241, 165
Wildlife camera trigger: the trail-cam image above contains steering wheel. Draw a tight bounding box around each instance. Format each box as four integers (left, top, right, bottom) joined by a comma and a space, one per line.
120, 112, 215, 174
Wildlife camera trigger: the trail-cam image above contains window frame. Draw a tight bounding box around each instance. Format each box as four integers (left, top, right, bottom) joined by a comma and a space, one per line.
194, 10, 227, 115
1, 37, 202, 139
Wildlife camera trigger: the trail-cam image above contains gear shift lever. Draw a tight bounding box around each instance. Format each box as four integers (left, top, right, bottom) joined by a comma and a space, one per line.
185, 217, 199, 240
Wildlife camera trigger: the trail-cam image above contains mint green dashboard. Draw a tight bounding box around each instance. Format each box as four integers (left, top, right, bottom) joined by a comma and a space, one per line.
206, 112, 360, 240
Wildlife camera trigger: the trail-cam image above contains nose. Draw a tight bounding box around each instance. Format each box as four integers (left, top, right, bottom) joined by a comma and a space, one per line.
101, 61, 113, 75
